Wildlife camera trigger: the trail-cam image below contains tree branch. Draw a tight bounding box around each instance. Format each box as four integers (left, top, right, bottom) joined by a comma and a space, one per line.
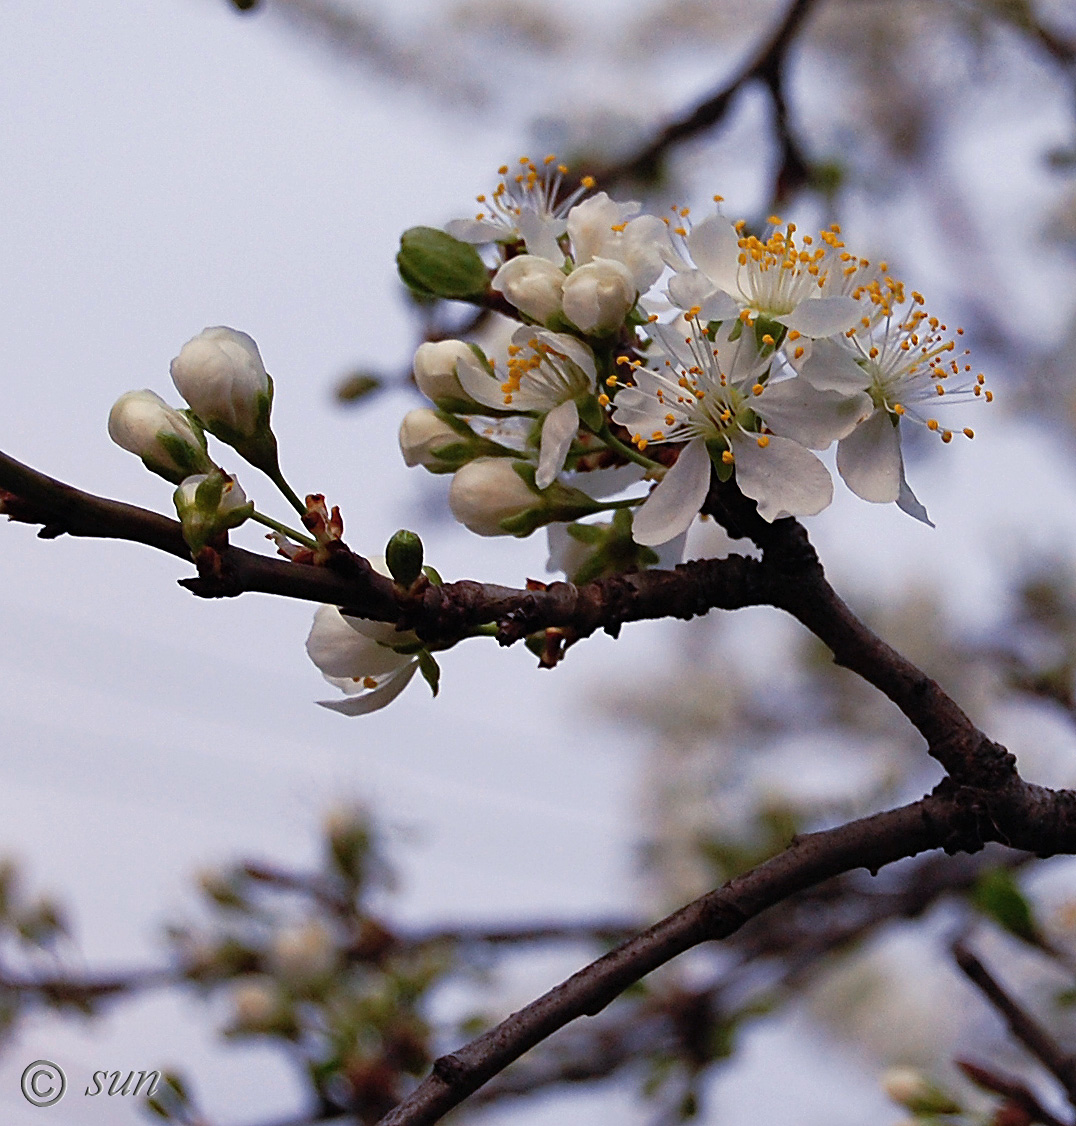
377, 779, 1076, 1126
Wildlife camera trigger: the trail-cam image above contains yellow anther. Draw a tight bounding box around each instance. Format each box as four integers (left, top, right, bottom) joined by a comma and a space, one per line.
761, 334, 775, 346
651, 430, 665, 441
963, 428, 975, 439
713, 194, 724, 203
752, 383, 765, 396
544, 153, 556, 164
721, 450, 734, 464
926, 419, 939, 431
893, 403, 906, 415
985, 390, 994, 402
581, 175, 596, 189
794, 346, 805, 359
756, 435, 770, 448
941, 430, 953, 443
598, 393, 610, 407
362, 676, 378, 689
665, 413, 676, 426
767, 214, 782, 226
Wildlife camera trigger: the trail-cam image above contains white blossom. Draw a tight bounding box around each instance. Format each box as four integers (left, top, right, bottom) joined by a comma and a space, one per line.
798, 286, 988, 523
667, 214, 865, 338
445, 155, 594, 263
612, 318, 871, 544
170, 326, 270, 438
457, 329, 597, 489
306, 557, 422, 717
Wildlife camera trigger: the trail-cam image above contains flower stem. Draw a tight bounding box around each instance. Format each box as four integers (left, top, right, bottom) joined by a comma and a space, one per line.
251, 510, 318, 549
596, 423, 665, 473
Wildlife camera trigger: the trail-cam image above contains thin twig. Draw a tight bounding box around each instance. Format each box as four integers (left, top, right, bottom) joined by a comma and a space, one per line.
954, 942, 1076, 1110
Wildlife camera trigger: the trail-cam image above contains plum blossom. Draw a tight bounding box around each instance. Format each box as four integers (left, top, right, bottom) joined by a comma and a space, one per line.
456, 329, 598, 489
666, 213, 867, 339
306, 557, 423, 716
798, 284, 989, 523
306, 604, 420, 716
446, 155, 594, 263
612, 317, 871, 544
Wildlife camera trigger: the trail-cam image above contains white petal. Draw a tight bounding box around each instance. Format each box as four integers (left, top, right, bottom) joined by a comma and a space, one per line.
758, 380, 873, 448
306, 605, 412, 679
897, 468, 934, 527
685, 215, 740, 293
667, 270, 714, 310
798, 339, 870, 393
836, 411, 902, 503
317, 662, 419, 716
734, 435, 833, 521
455, 348, 506, 411
536, 399, 579, 489
778, 296, 860, 338
518, 211, 567, 263
444, 218, 507, 244
632, 438, 711, 546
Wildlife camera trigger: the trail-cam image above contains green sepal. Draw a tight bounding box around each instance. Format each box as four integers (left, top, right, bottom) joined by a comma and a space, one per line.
576, 393, 604, 433
497, 462, 602, 537
151, 428, 214, 484
524, 633, 547, 660
385, 529, 424, 587
417, 650, 441, 697
753, 315, 786, 352
397, 227, 490, 300
707, 439, 735, 482
422, 564, 444, 586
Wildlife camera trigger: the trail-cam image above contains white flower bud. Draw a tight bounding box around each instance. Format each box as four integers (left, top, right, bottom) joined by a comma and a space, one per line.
108, 389, 214, 483
448, 458, 541, 536
170, 326, 270, 439
232, 978, 281, 1032
561, 258, 636, 335
491, 255, 565, 324
268, 920, 338, 984
398, 409, 463, 469
882, 1068, 961, 1115
412, 339, 472, 404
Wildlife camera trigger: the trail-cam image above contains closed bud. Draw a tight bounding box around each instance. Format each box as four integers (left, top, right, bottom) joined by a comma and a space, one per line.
171, 326, 272, 438
412, 339, 474, 406
561, 257, 636, 335
108, 390, 215, 483
882, 1068, 961, 1115
397, 226, 490, 299
491, 255, 565, 324
448, 458, 544, 536
448, 459, 600, 537
399, 409, 467, 470
385, 529, 424, 587
173, 470, 254, 554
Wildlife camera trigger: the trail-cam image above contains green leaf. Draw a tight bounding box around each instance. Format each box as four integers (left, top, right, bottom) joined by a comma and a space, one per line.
972, 867, 1039, 943
417, 650, 441, 697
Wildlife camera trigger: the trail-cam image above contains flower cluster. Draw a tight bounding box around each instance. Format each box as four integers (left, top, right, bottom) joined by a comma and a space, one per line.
399, 162, 990, 551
